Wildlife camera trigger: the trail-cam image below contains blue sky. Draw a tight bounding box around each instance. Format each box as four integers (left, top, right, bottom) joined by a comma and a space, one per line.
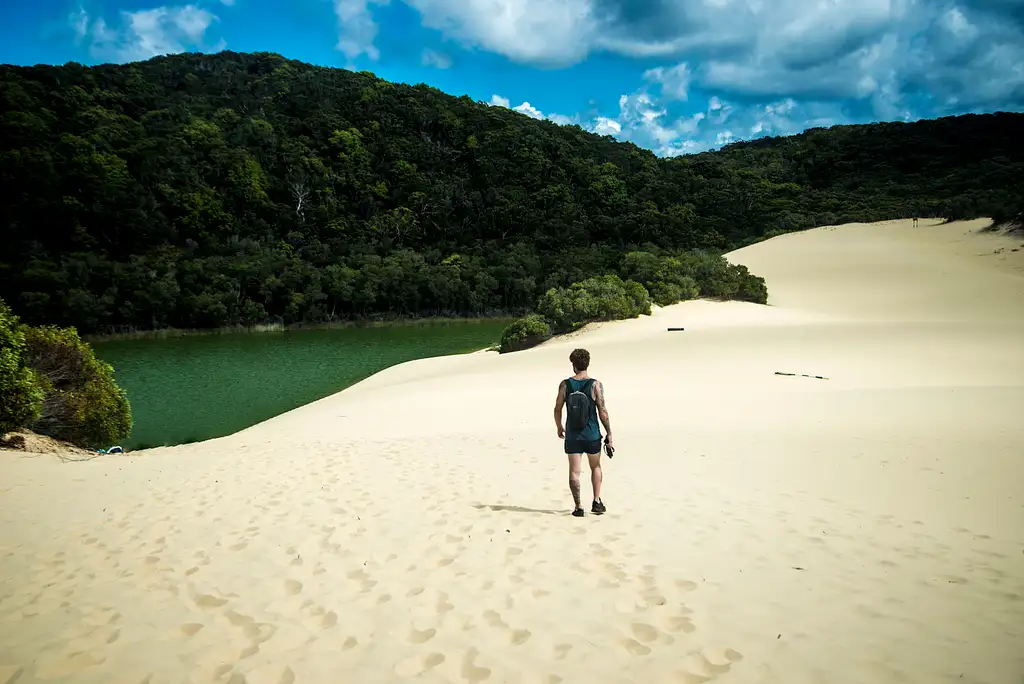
3, 0, 1023, 154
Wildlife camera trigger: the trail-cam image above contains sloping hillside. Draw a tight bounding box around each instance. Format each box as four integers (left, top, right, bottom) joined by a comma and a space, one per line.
1, 51, 1020, 333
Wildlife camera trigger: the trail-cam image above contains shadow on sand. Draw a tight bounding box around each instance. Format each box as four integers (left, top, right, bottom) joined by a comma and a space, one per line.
472, 504, 567, 516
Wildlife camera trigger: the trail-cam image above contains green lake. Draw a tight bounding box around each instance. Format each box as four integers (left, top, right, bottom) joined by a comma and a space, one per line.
92, 320, 508, 450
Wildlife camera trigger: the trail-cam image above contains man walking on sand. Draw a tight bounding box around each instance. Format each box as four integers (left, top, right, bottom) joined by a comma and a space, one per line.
554, 348, 612, 517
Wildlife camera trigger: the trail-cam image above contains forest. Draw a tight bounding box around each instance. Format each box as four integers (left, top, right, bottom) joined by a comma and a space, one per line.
2, 50, 1022, 336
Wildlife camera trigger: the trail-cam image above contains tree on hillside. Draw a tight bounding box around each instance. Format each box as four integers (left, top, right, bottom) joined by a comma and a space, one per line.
0, 52, 1020, 334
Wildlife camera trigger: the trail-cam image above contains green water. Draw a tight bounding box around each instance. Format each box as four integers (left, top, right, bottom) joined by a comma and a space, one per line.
92, 321, 507, 450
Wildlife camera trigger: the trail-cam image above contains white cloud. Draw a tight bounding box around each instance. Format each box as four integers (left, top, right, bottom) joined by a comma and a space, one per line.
72, 4, 223, 63
70, 6, 89, 41
334, 0, 389, 63
513, 101, 543, 119
421, 48, 452, 68
537, 73, 851, 156
642, 62, 690, 101
592, 117, 622, 136
489, 93, 576, 126
403, 0, 598, 67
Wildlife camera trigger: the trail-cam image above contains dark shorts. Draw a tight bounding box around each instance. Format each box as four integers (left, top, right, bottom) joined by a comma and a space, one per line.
564, 438, 602, 455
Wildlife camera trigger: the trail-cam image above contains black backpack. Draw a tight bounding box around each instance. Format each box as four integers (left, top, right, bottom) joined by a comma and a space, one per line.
565, 378, 595, 432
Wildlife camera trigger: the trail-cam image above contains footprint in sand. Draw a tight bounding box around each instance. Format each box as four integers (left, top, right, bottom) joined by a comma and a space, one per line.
409, 627, 437, 644
195, 594, 228, 609
180, 623, 204, 637
483, 610, 506, 628
677, 649, 743, 681
284, 580, 303, 596
621, 638, 651, 656
394, 652, 445, 678
461, 648, 491, 684
511, 629, 531, 645
642, 593, 668, 608
631, 623, 660, 643
246, 665, 296, 684
436, 593, 454, 614
554, 644, 572, 660
667, 616, 696, 634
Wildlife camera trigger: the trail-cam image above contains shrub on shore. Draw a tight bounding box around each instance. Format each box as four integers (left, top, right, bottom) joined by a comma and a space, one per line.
21, 325, 133, 449
538, 274, 652, 333
620, 250, 768, 305
1, 296, 132, 448
499, 314, 552, 353
496, 250, 771, 354
0, 300, 44, 435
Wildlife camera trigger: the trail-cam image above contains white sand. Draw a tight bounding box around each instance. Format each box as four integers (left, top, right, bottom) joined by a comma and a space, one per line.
2, 218, 1022, 684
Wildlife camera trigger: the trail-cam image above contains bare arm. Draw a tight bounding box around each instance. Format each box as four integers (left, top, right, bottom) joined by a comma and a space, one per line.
553, 380, 567, 432
594, 380, 612, 439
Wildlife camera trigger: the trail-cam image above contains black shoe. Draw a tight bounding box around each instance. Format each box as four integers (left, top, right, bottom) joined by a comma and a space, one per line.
592, 500, 606, 515
572, 508, 585, 517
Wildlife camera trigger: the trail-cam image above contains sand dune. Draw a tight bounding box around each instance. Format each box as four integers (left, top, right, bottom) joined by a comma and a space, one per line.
2, 218, 1022, 684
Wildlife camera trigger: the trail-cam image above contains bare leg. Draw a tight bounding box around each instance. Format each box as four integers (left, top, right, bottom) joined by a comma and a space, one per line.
567, 453, 583, 510
587, 451, 603, 502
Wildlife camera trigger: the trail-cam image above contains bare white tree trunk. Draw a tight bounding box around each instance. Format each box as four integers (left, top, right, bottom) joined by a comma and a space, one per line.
289, 180, 311, 220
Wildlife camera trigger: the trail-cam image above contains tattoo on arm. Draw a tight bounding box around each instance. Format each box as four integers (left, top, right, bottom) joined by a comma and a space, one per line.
595, 381, 612, 433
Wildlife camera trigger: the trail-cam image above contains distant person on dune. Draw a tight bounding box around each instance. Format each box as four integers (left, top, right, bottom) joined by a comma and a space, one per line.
913, 217, 919, 227
554, 348, 612, 517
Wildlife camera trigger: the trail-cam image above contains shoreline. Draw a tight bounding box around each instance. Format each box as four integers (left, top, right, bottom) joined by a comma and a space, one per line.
83, 314, 516, 343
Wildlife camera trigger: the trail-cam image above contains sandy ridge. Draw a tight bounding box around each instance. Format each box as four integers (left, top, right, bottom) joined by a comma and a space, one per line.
1, 218, 1022, 684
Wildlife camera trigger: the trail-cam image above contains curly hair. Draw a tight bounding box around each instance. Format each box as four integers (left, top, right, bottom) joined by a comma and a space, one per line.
569, 348, 590, 372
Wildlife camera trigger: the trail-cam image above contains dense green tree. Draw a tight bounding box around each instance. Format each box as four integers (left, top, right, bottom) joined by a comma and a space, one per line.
1, 52, 1020, 335
499, 314, 553, 353
537, 274, 652, 333
0, 299, 44, 435
21, 325, 132, 448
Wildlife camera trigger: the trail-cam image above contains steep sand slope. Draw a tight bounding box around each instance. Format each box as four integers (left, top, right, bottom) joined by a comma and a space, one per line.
1, 218, 1022, 684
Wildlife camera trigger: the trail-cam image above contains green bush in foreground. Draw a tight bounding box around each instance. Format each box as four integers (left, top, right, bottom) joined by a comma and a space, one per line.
22, 325, 132, 448
0, 299, 44, 435
499, 314, 553, 354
